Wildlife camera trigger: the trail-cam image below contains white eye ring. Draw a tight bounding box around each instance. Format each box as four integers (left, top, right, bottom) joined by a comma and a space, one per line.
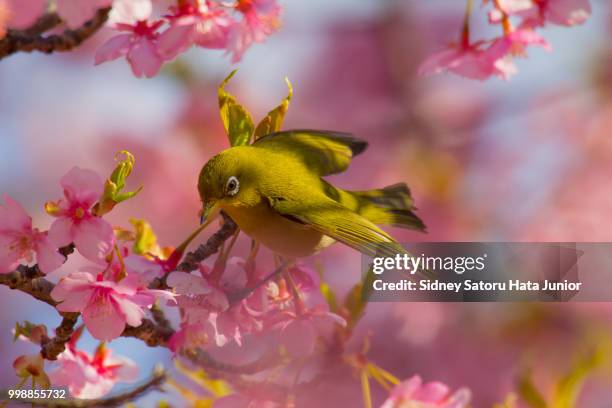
225, 176, 240, 196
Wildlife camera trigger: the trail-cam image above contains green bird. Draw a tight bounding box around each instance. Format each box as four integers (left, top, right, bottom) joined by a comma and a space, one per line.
197, 130, 425, 259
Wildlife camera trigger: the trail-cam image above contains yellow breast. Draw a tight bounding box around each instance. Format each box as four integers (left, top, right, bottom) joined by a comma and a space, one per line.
221, 202, 335, 258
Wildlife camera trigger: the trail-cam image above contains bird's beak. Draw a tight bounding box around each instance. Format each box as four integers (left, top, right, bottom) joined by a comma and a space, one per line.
200, 200, 220, 226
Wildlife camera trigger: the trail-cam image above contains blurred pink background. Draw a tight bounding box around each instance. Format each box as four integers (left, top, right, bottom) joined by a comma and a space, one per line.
2, 0, 612, 406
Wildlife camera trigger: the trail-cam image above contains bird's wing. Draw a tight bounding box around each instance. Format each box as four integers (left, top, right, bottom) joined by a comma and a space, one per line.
266, 194, 405, 259
253, 129, 368, 176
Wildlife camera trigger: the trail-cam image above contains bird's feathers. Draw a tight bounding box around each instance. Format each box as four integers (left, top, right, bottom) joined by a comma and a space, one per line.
253, 129, 368, 176
267, 193, 406, 259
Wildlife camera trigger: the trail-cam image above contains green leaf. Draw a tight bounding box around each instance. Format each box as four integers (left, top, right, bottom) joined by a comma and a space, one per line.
343, 266, 376, 329
218, 70, 254, 147
93, 150, 142, 216
253, 77, 293, 140
320, 282, 338, 313
130, 219, 158, 256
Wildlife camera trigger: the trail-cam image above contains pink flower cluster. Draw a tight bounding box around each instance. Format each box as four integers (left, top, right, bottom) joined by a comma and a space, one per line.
419, 0, 591, 80
1, 166, 116, 274
51, 267, 173, 340
49, 336, 139, 398
167, 259, 346, 358
0, 0, 113, 40
95, 0, 282, 78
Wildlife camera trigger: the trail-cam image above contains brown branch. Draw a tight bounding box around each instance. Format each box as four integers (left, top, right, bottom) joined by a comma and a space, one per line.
0, 244, 74, 307
29, 367, 166, 408
41, 314, 79, 360
176, 212, 238, 272
20, 13, 63, 36
0, 8, 110, 60
181, 349, 284, 376
121, 318, 174, 347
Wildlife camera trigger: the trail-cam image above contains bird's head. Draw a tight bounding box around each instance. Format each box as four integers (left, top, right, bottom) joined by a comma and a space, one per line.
197, 147, 258, 224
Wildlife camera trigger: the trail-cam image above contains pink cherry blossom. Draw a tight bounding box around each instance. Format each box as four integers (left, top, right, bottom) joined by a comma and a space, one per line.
0, 195, 64, 274
271, 305, 346, 357
167, 257, 269, 350
227, 0, 281, 62
94, 0, 166, 78
418, 42, 506, 81
49, 341, 138, 398
519, 0, 591, 27
46, 167, 114, 264
56, 0, 113, 29
51, 269, 173, 340
481, 28, 551, 80
157, 0, 235, 60
1, 0, 46, 31
380, 376, 471, 408
420, 28, 550, 81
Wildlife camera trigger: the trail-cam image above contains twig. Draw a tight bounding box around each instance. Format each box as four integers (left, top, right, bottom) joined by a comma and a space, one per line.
181, 348, 283, 376
29, 367, 166, 408
0, 8, 110, 60
150, 303, 172, 332
0, 244, 74, 307
176, 212, 238, 272
20, 13, 63, 36
121, 318, 174, 347
41, 314, 79, 360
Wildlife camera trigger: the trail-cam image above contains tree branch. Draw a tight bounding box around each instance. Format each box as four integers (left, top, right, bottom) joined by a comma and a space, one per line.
0, 8, 110, 60
176, 212, 238, 272
30, 367, 166, 408
121, 318, 174, 347
41, 314, 79, 360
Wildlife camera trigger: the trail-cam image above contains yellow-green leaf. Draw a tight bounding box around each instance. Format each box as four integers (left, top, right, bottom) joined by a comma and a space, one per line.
218, 70, 254, 147
130, 219, 158, 256
551, 349, 604, 408
343, 266, 375, 329
94, 150, 142, 216
517, 371, 548, 408
253, 77, 293, 140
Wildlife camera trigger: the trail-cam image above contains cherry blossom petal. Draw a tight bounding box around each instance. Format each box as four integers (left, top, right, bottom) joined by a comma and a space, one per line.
51, 271, 96, 302
48, 217, 75, 248
4, 0, 46, 30
112, 295, 146, 327
412, 381, 450, 402
110, 0, 152, 26
282, 318, 316, 357
94, 34, 132, 65
60, 167, 104, 206
82, 295, 126, 340
127, 38, 163, 78
56, 0, 112, 29
546, 0, 591, 26
157, 24, 194, 60
34, 233, 64, 274
0, 194, 31, 232
73, 216, 114, 263
53, 285, 94, 312
110, 356, 139, 382
445, 389, 473, 408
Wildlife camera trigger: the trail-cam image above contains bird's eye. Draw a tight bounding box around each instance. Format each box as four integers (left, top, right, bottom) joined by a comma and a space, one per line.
225, 176, 240, 196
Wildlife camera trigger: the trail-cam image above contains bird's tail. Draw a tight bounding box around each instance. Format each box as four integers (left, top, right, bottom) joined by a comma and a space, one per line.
340, 183, 426, 231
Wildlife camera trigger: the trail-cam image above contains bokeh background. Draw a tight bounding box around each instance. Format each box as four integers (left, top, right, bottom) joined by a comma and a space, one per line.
2, 0, 612, 406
